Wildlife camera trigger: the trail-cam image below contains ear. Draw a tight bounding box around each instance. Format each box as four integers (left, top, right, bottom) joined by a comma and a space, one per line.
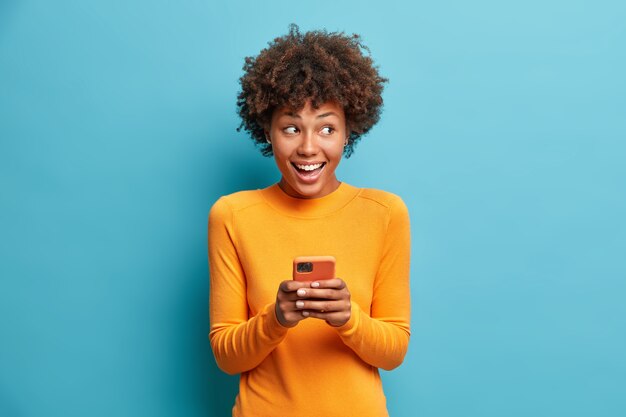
261, 122, 270, 143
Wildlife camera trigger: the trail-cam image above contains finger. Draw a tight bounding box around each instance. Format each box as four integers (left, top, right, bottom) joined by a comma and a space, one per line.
279, 280, 310, 293
280, 291, 306, 302
297, 288, 345, 300
278, 287, 310, 301
291, 287, 335, 299
295, 299, 348, 312
281, 287, 344, 302
276, 302, 307, 327
310, 278, 346, 290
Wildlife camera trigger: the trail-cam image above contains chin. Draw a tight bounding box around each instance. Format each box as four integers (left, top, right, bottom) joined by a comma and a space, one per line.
281, 176, 325, 198
292, 182, 323, 198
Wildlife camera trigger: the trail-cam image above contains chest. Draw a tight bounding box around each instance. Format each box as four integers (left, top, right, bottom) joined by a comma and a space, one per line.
234, 213, 387, 315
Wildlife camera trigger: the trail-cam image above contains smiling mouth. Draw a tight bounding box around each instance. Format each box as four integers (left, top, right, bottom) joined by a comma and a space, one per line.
291, 162, 326, 180
292, 162, 325, 171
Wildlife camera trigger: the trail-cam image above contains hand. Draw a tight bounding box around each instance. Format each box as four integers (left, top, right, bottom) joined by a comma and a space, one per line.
294, 278, 352, 327
275, 280, 314, 328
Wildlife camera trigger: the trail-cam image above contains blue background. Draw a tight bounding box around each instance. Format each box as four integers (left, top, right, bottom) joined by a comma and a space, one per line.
1, 0, 625, 416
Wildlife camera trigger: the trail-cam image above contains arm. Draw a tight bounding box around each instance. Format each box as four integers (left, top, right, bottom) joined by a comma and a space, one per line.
335, 196, 411, 370
207, 197, 288, 375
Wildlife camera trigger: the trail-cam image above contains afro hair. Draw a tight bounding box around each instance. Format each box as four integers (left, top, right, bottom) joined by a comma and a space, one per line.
236, 23, 388, 158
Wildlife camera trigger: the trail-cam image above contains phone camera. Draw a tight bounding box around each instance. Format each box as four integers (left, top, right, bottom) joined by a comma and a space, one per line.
296, 262, 313, 273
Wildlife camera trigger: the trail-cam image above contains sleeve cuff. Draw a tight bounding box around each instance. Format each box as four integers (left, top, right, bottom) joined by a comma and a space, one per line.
262, 302, 290, 340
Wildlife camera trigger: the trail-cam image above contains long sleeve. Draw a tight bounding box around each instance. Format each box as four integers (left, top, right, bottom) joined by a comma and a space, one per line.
207, 197, 288, 375
207, 183, 411, 416
335, 195, 411, 370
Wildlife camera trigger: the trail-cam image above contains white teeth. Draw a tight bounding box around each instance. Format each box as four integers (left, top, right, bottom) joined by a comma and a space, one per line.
294, 162, 323, 171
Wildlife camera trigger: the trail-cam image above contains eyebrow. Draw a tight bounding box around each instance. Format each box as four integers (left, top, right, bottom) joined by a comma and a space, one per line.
282, 111, 338, 119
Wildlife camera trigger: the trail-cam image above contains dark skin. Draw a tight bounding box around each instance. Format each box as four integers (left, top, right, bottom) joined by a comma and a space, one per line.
275, 278, 352, 328
266, 100, 353, 328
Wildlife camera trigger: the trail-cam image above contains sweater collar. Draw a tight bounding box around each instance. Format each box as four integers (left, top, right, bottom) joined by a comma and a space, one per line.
260, 181, 361, 218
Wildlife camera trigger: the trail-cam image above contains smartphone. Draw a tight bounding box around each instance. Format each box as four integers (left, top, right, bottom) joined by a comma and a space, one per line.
292, 256, 336, 282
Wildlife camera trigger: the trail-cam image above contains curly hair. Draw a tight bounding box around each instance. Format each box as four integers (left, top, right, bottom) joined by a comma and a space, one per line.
236, 23, 388, 158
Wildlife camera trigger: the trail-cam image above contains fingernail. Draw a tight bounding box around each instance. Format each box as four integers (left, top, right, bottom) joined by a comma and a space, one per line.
296, 301, 304, 308
302, 311, 309, 317
311, 282, 320, 288
297, 289, 306, 296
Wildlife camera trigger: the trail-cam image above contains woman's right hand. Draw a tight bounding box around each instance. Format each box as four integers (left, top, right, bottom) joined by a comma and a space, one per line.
275, 280, 311, 328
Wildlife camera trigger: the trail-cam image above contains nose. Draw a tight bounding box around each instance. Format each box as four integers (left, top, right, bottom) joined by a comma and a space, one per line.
297, 131, 319, 156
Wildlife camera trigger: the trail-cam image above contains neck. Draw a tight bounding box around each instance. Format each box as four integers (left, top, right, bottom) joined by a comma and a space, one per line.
278, 177, 341, 199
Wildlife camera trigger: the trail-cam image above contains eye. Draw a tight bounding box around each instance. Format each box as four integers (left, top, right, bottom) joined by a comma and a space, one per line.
320, 126, 335, 135
283, 126, 298, 134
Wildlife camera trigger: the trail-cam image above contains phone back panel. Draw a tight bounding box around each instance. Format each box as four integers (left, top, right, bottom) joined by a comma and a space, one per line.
292, 255, 336, 281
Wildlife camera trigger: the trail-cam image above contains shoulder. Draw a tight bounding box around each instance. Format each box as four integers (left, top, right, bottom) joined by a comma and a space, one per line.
355, 187, 409, 214
354, 187, 411, 235
209, 189, 265, 221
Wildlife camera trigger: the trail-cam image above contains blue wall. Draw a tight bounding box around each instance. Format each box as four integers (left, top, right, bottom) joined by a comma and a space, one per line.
1, 1, 625, 416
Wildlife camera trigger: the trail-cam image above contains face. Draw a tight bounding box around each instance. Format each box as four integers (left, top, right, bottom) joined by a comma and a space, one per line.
265, 99, 348, 199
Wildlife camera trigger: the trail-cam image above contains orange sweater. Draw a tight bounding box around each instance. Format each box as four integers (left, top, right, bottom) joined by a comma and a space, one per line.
208, 181, 411, 417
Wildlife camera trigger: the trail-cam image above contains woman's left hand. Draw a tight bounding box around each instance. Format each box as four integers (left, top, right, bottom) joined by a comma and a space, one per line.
295, 278, 351, 327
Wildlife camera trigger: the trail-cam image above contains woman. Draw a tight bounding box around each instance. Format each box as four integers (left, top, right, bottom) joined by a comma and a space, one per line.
208, 24, 411, 417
